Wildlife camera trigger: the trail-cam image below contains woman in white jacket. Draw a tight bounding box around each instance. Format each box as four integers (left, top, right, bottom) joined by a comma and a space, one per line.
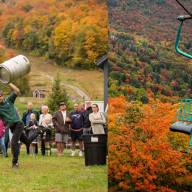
89, 104, 106, 134
39, 105, 53, 128
39, 105, 53, 155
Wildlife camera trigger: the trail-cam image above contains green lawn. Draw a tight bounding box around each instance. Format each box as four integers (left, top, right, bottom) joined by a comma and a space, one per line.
0, 150, 107, 192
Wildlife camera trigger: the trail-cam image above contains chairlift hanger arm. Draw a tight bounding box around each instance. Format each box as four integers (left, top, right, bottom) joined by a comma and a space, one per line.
177, 15, 192, 22
175, 15, 192, 59
175, 0, 192, 17
175, 0, 192, 59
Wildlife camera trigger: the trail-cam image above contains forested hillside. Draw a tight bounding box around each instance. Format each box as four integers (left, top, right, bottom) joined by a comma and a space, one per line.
108, 1, 192, 191
0, 0, 108, 69
109, 0, 192, 102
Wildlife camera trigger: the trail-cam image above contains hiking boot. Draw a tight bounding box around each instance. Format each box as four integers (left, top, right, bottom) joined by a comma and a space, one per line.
79, 150, 83, 157
71, 150, 76, 157
12, 163, 19, 168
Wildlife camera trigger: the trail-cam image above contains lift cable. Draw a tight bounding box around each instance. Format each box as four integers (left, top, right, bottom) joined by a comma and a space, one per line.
175, 0, 192, 18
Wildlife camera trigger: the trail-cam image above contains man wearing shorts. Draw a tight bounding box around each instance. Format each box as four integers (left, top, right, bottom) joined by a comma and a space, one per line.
69, 103, 84, 157
52, 102, 70, 156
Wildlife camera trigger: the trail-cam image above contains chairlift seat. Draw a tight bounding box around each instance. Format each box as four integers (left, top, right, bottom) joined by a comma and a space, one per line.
170, 121, 192, 135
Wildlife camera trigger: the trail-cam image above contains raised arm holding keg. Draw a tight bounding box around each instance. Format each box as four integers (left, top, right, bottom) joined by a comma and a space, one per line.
8, 83, 21, 95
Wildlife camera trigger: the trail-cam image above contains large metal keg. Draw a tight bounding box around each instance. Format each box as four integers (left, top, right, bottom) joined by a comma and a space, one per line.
0, 55, 31, 84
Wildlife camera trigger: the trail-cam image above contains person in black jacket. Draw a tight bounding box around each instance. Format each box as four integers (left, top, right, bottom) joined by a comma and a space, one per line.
82, 101, 93, 134
22, 102, 39, 126
26, 113, 39, 155
22, 102, 39, 154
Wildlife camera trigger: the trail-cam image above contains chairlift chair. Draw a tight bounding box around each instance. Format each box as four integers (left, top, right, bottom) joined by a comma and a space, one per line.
170, 99, 192, 153
170, 1, 192, 153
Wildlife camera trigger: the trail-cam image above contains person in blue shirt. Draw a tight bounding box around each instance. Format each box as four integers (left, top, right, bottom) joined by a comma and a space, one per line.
22, 102, 39, 126
69, 103, 84, 157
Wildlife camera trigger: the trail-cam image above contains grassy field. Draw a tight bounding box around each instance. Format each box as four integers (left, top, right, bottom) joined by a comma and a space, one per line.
2, 99, 107, 192
15, 51, 104, 101
0, 149, 107, 192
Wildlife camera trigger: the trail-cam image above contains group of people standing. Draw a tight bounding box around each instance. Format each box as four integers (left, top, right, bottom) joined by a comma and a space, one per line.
0, 83, 107, 168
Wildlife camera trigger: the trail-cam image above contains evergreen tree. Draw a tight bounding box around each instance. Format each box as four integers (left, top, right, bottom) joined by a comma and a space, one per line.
48, 74, 70, 112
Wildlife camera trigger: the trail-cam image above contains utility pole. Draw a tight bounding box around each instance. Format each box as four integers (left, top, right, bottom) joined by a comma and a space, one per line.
95, 55, 108, 112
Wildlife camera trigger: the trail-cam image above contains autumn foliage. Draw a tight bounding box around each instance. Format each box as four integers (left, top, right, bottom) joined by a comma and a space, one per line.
108, 96, 192, 192
108, 0, 192, 100
0, 0, 108, 69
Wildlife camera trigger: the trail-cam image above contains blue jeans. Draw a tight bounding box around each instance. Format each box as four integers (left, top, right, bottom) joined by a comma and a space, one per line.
0, 136, 6, 157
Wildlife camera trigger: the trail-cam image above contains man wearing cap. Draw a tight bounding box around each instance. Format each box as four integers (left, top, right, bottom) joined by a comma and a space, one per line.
52, 102, 70, 156
0, 83, 43, 168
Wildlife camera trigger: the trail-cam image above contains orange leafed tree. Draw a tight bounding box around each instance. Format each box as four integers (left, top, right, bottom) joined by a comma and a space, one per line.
108, 96, 192, 192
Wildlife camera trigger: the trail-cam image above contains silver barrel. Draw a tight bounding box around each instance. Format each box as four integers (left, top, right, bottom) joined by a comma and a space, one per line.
0, 55, 31, 84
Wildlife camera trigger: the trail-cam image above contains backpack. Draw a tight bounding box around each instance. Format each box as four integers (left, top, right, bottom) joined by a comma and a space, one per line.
0, 119, 5, 138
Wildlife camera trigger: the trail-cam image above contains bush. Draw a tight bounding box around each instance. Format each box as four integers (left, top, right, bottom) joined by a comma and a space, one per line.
21, 4, 33, 12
